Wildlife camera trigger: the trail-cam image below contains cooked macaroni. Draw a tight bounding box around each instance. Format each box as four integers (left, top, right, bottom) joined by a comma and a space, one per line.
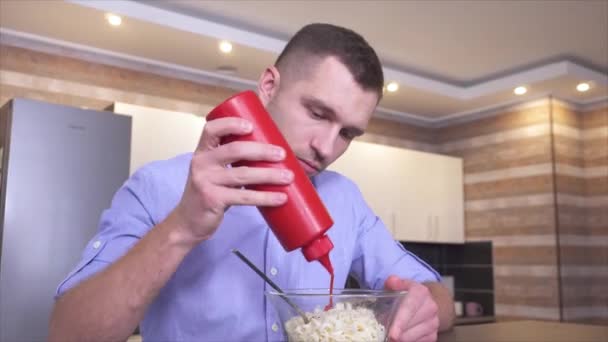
284, 302, 385, 342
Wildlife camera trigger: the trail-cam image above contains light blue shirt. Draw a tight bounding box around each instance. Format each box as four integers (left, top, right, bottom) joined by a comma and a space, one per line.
57, 153, 439, 341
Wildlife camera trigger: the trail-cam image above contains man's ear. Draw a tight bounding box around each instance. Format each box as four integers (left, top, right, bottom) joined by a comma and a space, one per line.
257, 65, 281, 106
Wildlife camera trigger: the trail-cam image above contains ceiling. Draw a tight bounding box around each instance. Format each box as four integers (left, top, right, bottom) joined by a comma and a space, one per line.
1, 0, 607, 125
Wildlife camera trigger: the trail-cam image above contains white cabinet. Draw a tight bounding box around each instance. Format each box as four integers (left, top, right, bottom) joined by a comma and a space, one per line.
328, 140, 464, 243
112, 103, 209, 175
394, 146, 464, 243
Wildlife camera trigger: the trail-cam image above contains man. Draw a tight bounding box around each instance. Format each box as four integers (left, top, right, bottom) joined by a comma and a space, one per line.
50, 23, 454, 342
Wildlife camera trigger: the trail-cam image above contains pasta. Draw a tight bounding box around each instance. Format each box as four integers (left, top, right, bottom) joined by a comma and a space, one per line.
284, 302, 385, 342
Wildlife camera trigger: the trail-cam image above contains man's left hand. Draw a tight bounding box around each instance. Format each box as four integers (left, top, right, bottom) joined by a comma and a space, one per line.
384, 275, 440, 342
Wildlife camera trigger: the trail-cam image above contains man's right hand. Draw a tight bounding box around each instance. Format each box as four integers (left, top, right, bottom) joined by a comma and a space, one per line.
170, 117, 293, 244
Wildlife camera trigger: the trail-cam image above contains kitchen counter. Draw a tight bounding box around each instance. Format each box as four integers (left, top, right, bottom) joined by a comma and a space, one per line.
128, 320, 607, 341
454, 315, 496, 325
439, 320, 608, 342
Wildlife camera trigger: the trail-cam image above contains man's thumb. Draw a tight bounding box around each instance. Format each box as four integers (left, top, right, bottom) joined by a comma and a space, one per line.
384, 275, 416, 291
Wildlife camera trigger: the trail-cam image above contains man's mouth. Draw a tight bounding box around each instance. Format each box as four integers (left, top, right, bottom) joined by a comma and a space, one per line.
297, 158, 320, 175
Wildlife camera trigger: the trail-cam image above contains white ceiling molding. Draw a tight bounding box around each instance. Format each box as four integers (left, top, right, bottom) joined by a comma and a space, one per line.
1, 27, 604, 129
0, 26, 437, 126
567, 63, 608, 87
464, 62, 566, 98
435, 94, 608, 128
573, 97, 608, 112
0, 22, 608, 127
68, 0, 608, 100
432, 95, 553, 128
556, 93, 608, 108
67, 0, 287, 53
382, 68, 463, 98
0, 28, 257, 92
69, 0, 435, 92
373, 105, 436, 126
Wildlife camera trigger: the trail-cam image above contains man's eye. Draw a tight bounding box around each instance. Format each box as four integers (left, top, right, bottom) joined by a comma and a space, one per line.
311, 111, 323, 119
340, 131, 355, 141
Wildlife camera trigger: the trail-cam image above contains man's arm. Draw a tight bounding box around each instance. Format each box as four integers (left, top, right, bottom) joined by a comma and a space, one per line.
424, 281, 455, 332
49, 117, 292, 341
49, 213, 198, 341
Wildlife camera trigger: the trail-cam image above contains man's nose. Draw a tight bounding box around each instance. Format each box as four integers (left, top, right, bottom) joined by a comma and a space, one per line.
311, 128, 339, 162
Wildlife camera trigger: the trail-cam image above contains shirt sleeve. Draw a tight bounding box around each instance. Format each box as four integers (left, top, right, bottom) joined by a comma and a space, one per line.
348, 184, 440, 289
55, 168, 156, 298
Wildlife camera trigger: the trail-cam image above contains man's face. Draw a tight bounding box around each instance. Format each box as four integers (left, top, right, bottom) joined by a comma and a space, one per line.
263, 56, 379, 177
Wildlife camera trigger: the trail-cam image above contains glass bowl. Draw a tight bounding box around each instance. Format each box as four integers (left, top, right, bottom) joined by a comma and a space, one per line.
266, 288, 406, 342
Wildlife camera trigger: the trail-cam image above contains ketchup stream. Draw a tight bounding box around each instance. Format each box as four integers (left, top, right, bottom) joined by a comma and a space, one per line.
318, 254, 334, 311
325, 272, 335, 311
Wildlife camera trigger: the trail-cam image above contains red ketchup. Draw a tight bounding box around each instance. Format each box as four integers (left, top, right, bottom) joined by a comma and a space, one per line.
207, 91, 335, 307
323, 258, 335, 311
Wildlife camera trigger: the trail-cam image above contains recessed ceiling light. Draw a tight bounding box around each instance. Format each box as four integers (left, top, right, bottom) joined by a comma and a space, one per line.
386, 82, 399, 92
514, 86, 527, 95
106, 13, 122, 26
219, 41, 233, 54
576, 82, 590, 92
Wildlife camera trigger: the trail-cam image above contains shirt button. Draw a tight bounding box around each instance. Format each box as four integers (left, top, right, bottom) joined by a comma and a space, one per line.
92, 240, 101, 249
271, 323, 279, 332
270, 267, 278, 276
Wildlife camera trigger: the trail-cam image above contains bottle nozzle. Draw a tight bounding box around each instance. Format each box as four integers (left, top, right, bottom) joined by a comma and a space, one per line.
317, 254, 333, 274
301, 235, 334, 263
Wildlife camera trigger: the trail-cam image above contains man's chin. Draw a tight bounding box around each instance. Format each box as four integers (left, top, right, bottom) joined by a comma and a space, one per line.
306, 170, 319, 178
297, 159, 321, 177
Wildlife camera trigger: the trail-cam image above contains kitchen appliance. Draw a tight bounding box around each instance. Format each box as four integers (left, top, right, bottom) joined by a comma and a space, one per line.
0, 98, 131, 340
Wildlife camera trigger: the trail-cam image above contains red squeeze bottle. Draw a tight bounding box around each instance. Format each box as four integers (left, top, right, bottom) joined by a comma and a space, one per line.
206, 91, 335, 273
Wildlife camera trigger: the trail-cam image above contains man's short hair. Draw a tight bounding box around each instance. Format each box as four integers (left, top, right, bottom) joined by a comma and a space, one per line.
275, 23, 384, 100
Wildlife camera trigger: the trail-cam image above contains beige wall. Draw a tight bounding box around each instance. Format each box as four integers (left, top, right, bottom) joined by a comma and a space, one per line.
0, 44, 237, 115
1, 44, 606, 324
553, 104, 608, 324
361, 117, 436, 152
0, 44, 428, 145
432, 100, 607, 324
436, 102, 562, 321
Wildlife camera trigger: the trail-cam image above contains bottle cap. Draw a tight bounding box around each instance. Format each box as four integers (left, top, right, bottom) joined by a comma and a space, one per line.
302, 235, 334, 263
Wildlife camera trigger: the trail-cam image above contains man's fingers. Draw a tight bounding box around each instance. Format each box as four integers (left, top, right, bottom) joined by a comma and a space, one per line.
385, 275, 402, 290
418, 332, 439, 342
218, 166, 294, 187
385, 275, 416, 291
399, 320, 439, 342
407, 293, 439, 328
389, 300, 414, 341
386, 277, 439, 342
386, 276, 417, 341
221, 188, 287, 207
212, 141, 285, 165
197, 118, 252, 151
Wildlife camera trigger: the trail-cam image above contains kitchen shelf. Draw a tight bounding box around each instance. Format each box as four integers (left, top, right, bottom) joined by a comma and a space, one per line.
454, 288, 494, 294
444, 264, 494, 268
455, 316, 496, 325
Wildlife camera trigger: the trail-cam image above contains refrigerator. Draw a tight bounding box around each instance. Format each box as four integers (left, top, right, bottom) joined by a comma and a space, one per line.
0, 98, 131, 341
